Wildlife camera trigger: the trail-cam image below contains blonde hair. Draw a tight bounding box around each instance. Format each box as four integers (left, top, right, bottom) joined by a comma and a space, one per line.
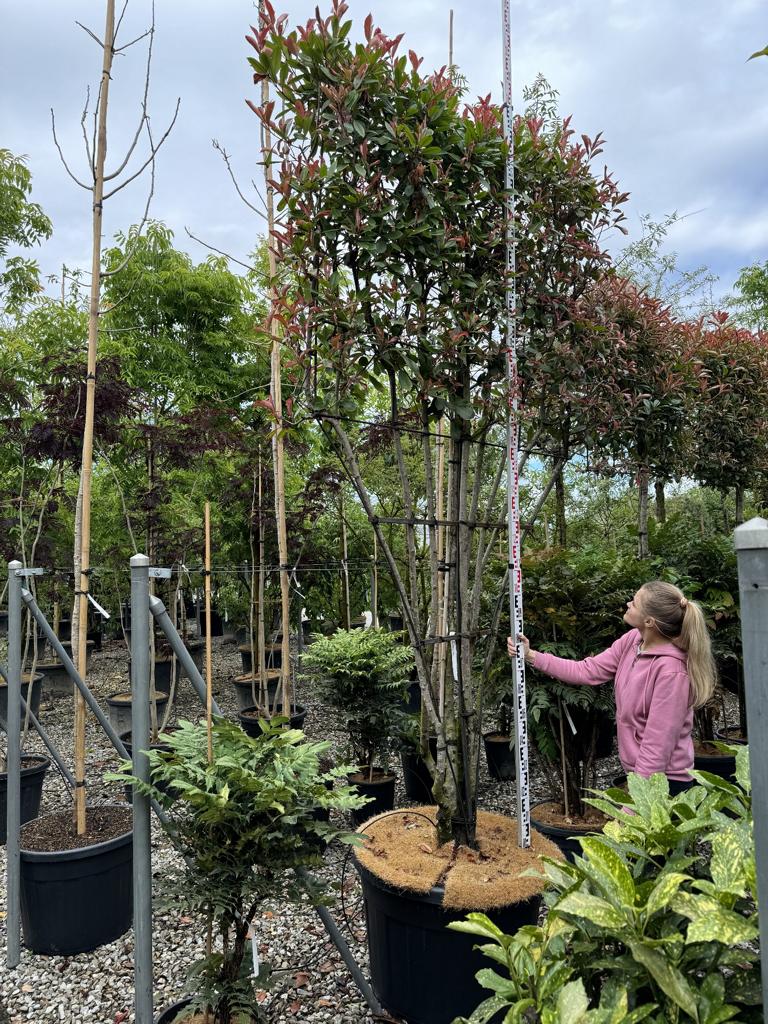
638, 581, 716, 708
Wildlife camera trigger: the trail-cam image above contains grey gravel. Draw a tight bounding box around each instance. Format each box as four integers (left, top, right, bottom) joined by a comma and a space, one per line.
0, 633, 739, 1023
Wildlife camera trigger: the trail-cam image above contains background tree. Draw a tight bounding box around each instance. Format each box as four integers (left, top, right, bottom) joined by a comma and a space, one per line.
0, 149, 52, 313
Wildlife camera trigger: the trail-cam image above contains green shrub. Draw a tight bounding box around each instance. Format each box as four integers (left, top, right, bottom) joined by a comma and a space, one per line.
451, 745, 760, 1023
302, 627, 412, 778
109, 717, 364, 1024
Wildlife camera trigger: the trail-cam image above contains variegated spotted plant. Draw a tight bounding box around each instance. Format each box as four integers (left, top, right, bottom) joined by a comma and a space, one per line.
451, 745, 760, 1023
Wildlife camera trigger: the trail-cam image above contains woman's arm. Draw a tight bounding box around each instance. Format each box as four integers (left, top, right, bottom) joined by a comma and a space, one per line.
510, 630, 637, 687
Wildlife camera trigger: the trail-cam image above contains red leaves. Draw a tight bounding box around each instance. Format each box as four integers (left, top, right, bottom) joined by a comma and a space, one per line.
408, 49, 423, 72
364, 13, 373, 41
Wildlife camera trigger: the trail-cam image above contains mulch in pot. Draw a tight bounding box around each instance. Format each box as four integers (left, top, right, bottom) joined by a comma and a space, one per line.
531, 800, 606, 831
20, 805, 132, 853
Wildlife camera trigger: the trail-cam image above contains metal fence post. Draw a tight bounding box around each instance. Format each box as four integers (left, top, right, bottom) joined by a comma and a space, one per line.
6, 560, 23, 968
734, 515, 768, 997
130, 554, 153, 1023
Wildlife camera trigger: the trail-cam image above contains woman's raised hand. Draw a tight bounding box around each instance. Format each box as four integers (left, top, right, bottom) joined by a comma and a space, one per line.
507, 633, 531, 663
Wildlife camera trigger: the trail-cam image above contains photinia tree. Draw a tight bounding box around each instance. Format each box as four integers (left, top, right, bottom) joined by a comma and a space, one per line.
245, 1, 627, 846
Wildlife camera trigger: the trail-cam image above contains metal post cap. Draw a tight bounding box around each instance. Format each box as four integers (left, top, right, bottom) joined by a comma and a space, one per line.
734, 517, 768, 551
130, 553, 150, 566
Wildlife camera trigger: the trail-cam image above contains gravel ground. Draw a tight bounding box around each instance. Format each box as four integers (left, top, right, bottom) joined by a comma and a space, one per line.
0, 633, 738, 1024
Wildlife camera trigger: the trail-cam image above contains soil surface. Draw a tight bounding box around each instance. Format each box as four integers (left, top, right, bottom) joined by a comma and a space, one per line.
20, 805, 132, 853
347, 770, 394, 785
1, 755, 49, 776
108, 690, 167, 703
694, 739, 736, 756
531, 800, 607, 830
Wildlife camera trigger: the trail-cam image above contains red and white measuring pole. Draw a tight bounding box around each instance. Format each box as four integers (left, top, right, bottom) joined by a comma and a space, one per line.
501, 0, 531, 849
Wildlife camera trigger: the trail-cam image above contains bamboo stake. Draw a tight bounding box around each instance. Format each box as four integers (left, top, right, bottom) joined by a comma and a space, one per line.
204, 502, 213, 765
436, 417, 447, 717
72, 0, 116, 834
448, 9, 454, 68
340, 491, 351, 629
260, 8, 292, 715
257, 449, 268, 712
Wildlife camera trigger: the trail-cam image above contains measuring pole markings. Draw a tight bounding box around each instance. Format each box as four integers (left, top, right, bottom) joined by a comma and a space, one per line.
501, 0, 531, 848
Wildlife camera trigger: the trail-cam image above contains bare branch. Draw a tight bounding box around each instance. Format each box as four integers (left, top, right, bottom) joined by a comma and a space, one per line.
113, 0, 130, 43
75, 21, 105, 48
184, 228, 257, 272
50, 108, 92, 190
213, 139, 268, 220
101, 124, 157, 278
79, 85, 95, 176
102, 97, 180, 199
105, 1, 155, 180
114, 27, 152, 53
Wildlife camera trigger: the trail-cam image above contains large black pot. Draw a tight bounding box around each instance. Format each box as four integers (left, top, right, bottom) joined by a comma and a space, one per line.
694, 745, 737, 782
231, 672, 280, 712
348, 769, 396, 826
356, 858, 541, 1024
238, 643, 282, 675
156, 998, 192, 1024
0, 755, 50, 845
39, 662, 74, 699
20, 811, 133, 954
483, 732, 517, 782
199, 608, 223, 637
404, 679, 421, 715
0, 673, 44, 731
0, 610, 7, 636
120, 730, 176, 802
400, 738, 437, 802
239, 702, 306, 737
530, 800, 598, 862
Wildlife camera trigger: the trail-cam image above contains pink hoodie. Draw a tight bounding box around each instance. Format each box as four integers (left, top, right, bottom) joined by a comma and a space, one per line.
531, 628, 693, 781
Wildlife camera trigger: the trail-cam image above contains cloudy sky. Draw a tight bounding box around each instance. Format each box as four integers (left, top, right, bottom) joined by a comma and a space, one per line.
2, 0, 766, 303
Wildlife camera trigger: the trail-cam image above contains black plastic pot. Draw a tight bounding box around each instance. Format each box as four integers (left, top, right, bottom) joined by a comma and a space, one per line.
120, 730, 176, 802
694, 745, 737, 782
199, 608, 223, 637
155, 998, 192, 1024
356, 858, 541, 1024
231, 672, 280, 712
238, 643, 282, 675
348, 769, 396, 826
39, 662, 74, 699
530, 800, 598, 862
19, 814, 133, 954
106, 691, 168, 739
715, 727, 747, 745
60, 640, 95, 670
404, 680, 421, 715
400, 740, 436, 803
57, 618, 72, 641
388, 613, 404, 633
483, 732, 517, 781
183, 640, 205, 673
239, 702, 306, 737
0, 610, 7, 636
0, 755, 50, 846
0, 673, 44, 731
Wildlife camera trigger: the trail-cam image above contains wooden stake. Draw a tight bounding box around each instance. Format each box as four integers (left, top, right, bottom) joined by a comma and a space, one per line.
257, 450, 268, 711
437, 419, 449, 719
448, 9, 454, 68
72, 0, 116, 834
260, 5, 292, 715
204, 501, 213, 765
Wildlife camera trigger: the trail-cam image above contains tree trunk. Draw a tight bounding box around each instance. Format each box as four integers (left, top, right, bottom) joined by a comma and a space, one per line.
554, 462, 567, 547
637, 466, 650, 559
654, 479, 666, 523
339, 491, 351, 629
735, 484, 745, 525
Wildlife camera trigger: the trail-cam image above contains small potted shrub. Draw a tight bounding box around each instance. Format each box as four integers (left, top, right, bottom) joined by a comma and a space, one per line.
302, 628, 412, 823
110, 717, 364, 1024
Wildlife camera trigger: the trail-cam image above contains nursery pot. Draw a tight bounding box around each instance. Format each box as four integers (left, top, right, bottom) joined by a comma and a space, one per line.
106, 690, 168, 739
39, 662, 74, 699
239, 702, 307, 737
120, 729, 176, 802
60, 640, 96, 671
483, 732, 517, 782
0, 609, 7, 636
128, 656, 179, 696
715, 726, 747, 745
56, 618, 72, 641
199, 607, 223, 637
231, 671, 280, 712
530, 799, 603, 862
387, 612, 404, 633
238, 643, 282, 675
155, 998, 193, 1024
183, 639, 205, 673
0, 755, 50, 846
348, 768, 396, 826
693, 740, 737, 782
0, 673, 44, 731
356, 859, 541, 1024
404, 679, 421, 715
19, 806, 133, 954
400, 739, 437, 803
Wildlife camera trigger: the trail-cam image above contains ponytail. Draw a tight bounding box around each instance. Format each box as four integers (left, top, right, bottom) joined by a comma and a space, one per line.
639, 581, 717, 708
679, 600, 717, 708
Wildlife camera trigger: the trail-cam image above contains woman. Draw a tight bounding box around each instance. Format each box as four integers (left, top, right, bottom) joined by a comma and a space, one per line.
508, 580, 716, 795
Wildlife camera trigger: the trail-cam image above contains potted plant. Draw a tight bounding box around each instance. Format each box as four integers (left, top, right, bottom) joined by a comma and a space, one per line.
246, 5, 623, 1020
302, 628, 411, 824
110, 716, 363, 1024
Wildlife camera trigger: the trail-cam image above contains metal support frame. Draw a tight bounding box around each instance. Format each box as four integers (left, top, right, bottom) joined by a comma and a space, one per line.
131, 554, 153, 1024
734, 516, 768, 997
6, 560, 23, 968
148, 594, 221, 716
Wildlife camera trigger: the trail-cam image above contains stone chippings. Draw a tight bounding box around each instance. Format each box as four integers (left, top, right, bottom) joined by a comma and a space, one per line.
0, 633, 736, 1023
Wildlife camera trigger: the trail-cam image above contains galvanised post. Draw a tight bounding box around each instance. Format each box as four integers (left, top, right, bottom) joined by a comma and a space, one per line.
130, 554, 153, 1024
6, 560, 23, 968
734, 516, 768, 998
149, 594, 221, 716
